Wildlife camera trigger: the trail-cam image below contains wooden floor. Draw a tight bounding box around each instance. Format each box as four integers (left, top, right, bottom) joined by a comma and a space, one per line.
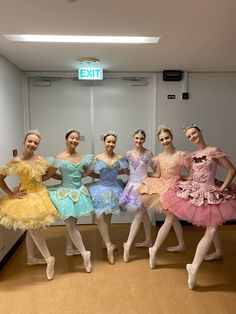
0, 224, 236, 314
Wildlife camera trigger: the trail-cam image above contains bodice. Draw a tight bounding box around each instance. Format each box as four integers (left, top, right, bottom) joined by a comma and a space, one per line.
0, 157, 48, 193
127, 150, 152, 182
48, 155, 93, 190
191, 148, 226, 187
93, 158, 127, 187
158, 151, 189, 182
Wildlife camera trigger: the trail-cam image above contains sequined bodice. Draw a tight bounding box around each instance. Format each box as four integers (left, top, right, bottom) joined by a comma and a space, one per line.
191, 152, 218, 187
158, 152, 187, 182
127, 151, 152, 183
94, 158, 127, 187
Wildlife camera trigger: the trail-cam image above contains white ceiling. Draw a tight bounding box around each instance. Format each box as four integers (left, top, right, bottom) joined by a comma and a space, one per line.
0, 0, 235, 72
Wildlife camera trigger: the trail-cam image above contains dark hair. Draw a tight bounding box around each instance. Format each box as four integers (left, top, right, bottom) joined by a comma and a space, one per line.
133, 129, 146, 140
103, 131, 117, 141
65, 129, 80, 139
157, 125, 173, 138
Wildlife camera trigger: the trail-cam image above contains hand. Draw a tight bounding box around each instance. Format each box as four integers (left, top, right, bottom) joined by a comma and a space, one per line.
205, 185, 222, 193
11, 190, 27, 199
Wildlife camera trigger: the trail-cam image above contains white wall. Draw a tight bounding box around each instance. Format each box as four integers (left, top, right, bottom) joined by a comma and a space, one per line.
156, 72, 236, 179
0, 56, 24, 261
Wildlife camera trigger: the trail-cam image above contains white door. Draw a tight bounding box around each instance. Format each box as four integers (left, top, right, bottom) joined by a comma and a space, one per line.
27, 74, 156, 224
93, 77, 155, 222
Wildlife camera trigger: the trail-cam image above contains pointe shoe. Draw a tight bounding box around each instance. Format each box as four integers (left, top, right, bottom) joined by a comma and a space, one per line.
107, 244, 115, 264
83, 251, 92, 273
186, 264, 197, 290
204, 251, 223, 261
65, 247, 80, 256
135, 240, 152, 248
166, 244, 186, 252
149, 247, 157, 269
46, 256, 55, 280
123, 243, 130, 263
27, 257, 47, 266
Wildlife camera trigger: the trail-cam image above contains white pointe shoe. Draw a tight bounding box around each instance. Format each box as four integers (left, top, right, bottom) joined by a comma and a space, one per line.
27, 257, 47, 266
107, 244, 115, 264
46, 256, 55, 280
65, 247, 80, 256
135, 240, 152, 248
166, 244, 186, 252
123, 243, 130, 263
83, 251, 92, 273
149, 247, 157, 269
186, 264, 197, 290
204, 251, 223, 261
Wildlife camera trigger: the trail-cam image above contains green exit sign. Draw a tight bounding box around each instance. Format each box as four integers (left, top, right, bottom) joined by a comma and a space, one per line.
78, 67, 103, 80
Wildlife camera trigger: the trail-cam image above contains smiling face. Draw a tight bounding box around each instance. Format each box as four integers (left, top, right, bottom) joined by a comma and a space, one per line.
133, 132, 145, 149
24, 134, 40, 153
66, 131, 80, 149
185, 127, 202, 144
158, 131, 173, 148
104, 135, 116, 152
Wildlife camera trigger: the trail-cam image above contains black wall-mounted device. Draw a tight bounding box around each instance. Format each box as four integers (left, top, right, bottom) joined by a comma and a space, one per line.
163, 70, 183, 81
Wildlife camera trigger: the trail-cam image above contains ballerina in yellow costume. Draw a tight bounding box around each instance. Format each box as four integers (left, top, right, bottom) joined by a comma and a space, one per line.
0, 130, 59, 280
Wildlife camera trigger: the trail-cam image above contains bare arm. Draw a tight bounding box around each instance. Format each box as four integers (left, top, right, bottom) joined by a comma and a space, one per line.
207, 156, 236, 192
0, 174, 26, 198
148, 158, 161, 178
42, 167, 57, 182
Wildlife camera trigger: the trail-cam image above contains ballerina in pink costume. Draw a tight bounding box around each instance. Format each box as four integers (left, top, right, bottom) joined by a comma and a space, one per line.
137, 126, 190, 269
162, 124, 236, 289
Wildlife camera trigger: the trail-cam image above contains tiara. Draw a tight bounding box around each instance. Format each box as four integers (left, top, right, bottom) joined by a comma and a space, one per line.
25, 129, 41, 137
66, 129, 80, 135
103, 131, 117, 139
182, 123, 200, 132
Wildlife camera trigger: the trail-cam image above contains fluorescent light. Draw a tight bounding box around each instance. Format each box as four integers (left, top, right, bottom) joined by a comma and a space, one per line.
3, 34, 160, 44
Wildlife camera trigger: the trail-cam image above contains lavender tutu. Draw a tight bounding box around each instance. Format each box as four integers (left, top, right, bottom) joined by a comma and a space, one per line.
119, 150, 152, 212
162, 147, 236, 227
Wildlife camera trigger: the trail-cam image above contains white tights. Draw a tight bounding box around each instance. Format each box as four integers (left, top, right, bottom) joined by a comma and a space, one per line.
151, 212, 183, 254
64, 217, 87, 256
125, 207, 150, 248
192, 226, 218, 271
26, 229, 51, 260
96, 213, 113, 247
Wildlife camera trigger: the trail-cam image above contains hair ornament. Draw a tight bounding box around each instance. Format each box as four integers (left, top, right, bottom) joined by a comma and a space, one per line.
103, 131, 117, 141
24, 129, 41, 140
182, 123, 201, 132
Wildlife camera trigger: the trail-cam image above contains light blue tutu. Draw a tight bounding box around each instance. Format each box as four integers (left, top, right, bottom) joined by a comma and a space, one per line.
47, 155, 94, 219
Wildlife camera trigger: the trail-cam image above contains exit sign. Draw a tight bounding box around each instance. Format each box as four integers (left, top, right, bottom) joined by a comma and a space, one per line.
78, 67, 103, 80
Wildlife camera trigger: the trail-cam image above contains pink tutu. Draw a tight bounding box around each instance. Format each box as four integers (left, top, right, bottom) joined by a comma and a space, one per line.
162, 185, 236, 227
162, 147, 236, 227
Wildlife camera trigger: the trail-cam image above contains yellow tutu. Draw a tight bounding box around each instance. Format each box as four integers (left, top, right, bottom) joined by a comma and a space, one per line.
0, 158, 59, 230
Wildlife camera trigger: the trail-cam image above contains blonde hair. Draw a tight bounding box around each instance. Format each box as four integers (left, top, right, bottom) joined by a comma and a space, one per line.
24, 130, 41, 142
156, 125, 173, 138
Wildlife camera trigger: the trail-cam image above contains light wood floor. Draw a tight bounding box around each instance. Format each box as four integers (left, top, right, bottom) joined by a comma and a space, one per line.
0, 224, 236, 314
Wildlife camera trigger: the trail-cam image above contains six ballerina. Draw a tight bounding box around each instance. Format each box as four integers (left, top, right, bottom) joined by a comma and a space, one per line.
0, 124, 236, 290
